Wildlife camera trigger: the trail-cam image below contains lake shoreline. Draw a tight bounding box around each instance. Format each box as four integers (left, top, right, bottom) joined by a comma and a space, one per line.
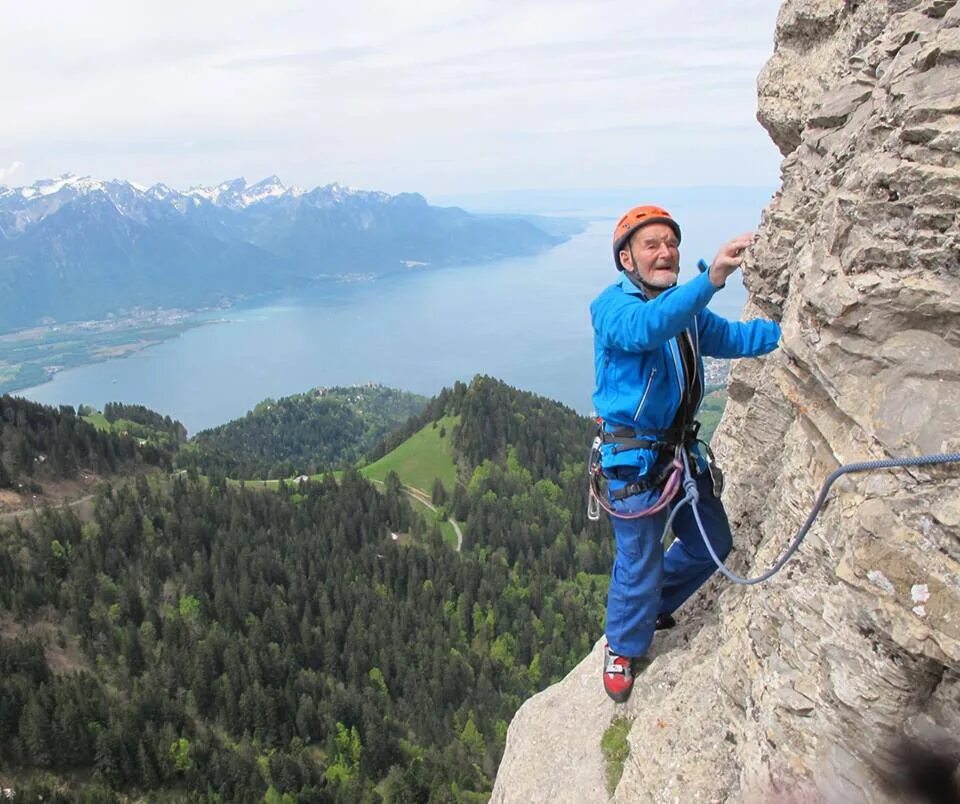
0, 245, 588, 397
0, 309, 225, 397
16, 219, 754, 434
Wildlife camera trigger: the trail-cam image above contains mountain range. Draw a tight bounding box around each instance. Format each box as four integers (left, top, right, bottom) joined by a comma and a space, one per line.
0, 174, 566, 332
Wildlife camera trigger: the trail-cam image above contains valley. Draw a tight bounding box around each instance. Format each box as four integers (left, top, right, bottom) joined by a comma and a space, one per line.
0, 377, 609, 800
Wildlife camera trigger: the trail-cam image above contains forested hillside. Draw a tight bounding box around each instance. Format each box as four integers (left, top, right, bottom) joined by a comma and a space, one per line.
0, 396, 177, 497
0, 377, 611, 801
101, 402, 189, 447
178, 385, 427, 480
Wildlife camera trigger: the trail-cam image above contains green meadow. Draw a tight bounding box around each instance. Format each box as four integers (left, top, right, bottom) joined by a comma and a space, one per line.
359, 414, 459, 493
229, 415, 463, 548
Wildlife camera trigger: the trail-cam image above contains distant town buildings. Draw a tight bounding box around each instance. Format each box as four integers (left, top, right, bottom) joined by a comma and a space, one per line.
703, 357, 730, 388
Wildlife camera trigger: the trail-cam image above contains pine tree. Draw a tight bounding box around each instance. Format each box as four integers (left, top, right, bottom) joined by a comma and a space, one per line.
19, 694, 52, 767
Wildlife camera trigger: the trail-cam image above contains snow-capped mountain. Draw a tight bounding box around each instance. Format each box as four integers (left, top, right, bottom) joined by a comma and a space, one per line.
0, 173, 390, 235
0, 174, 561, 332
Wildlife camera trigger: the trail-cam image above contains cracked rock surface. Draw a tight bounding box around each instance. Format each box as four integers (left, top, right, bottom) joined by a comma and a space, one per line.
492, 1, 960, 801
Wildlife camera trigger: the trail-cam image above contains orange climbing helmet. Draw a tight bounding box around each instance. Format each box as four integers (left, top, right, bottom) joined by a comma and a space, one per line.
612, 205, 681, 270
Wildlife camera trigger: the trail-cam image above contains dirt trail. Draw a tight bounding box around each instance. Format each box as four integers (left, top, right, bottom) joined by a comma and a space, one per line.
365, 478, 464, 551
401, 485, 464, 551
0, 492, 98, 524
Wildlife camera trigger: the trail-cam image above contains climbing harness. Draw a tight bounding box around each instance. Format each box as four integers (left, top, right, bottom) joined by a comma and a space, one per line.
586, 419, 701, 521
590, 437, 960, 585
586, 445, 684, 521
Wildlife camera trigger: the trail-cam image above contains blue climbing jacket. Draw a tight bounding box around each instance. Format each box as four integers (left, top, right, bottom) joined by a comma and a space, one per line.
591, 270, 781, 475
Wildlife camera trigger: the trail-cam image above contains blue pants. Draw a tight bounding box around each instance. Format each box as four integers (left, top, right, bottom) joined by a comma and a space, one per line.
605, 469, 732, 658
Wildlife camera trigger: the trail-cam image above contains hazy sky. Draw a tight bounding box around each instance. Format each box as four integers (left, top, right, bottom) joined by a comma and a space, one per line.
1, 1, 783, 198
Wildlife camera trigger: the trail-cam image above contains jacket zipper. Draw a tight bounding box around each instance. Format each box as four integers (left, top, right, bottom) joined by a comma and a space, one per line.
668, 340, 684, 397
686, 330, 699, 398
689, 320, 703, 408
633, 368, 657, 420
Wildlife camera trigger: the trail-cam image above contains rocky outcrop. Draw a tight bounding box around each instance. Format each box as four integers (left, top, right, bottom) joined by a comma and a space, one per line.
492, 1, 960, 801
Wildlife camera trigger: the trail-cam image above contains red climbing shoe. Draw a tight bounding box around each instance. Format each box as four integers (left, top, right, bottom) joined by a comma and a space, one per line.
603, 644, 635, 703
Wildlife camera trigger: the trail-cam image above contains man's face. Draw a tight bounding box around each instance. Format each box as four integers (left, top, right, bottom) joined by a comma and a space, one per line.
620, 223, 680, 291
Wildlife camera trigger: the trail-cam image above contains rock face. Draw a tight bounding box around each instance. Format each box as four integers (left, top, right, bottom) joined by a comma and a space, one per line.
492, 1, 960, 801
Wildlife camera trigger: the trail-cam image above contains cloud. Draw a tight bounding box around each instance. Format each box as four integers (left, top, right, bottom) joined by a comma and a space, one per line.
218, 45, 378, 71
0, 162, 24, 183
0, 1, 782, 195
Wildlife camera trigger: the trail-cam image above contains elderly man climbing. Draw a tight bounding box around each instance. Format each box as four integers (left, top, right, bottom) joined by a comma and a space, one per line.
590, 204, 781, 703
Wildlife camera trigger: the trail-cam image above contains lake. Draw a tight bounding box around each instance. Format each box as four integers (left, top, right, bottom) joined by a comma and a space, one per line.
21, 214, 757, 435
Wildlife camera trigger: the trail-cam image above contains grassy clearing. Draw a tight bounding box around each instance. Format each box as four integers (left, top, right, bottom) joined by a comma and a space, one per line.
217, 416, 460, 496
226, 475, 459, 548
224, 416, 463, 546
82, 412, 111, 431
601, 715, 632, 795
360, 414, 459, 494
82, 412, 170, 448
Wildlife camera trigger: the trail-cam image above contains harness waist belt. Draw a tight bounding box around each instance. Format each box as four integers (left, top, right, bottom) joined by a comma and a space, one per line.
601, 421, 701, 455
601, 432, 660, 453
607, 460, 678, 501
608, 475, 659, 500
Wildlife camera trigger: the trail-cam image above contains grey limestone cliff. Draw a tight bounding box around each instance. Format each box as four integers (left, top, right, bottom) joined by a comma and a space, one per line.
492, 1, 960, 801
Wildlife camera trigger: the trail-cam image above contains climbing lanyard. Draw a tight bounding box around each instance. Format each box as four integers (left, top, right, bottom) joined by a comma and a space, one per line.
669, 449, 960, 586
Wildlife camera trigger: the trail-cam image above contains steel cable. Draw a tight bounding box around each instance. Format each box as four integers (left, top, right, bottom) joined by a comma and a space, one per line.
672, 450, 960, 585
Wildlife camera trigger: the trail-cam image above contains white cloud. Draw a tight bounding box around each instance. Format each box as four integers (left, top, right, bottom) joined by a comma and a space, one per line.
0, 1, 782, 196
0, 162, 24, 183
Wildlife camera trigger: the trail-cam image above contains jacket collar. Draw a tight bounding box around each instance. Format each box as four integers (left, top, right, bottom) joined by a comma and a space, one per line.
617, 272, 649, 299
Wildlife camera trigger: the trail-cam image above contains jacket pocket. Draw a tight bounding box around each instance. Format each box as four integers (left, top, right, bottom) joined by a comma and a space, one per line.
633, 368, 657, 421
